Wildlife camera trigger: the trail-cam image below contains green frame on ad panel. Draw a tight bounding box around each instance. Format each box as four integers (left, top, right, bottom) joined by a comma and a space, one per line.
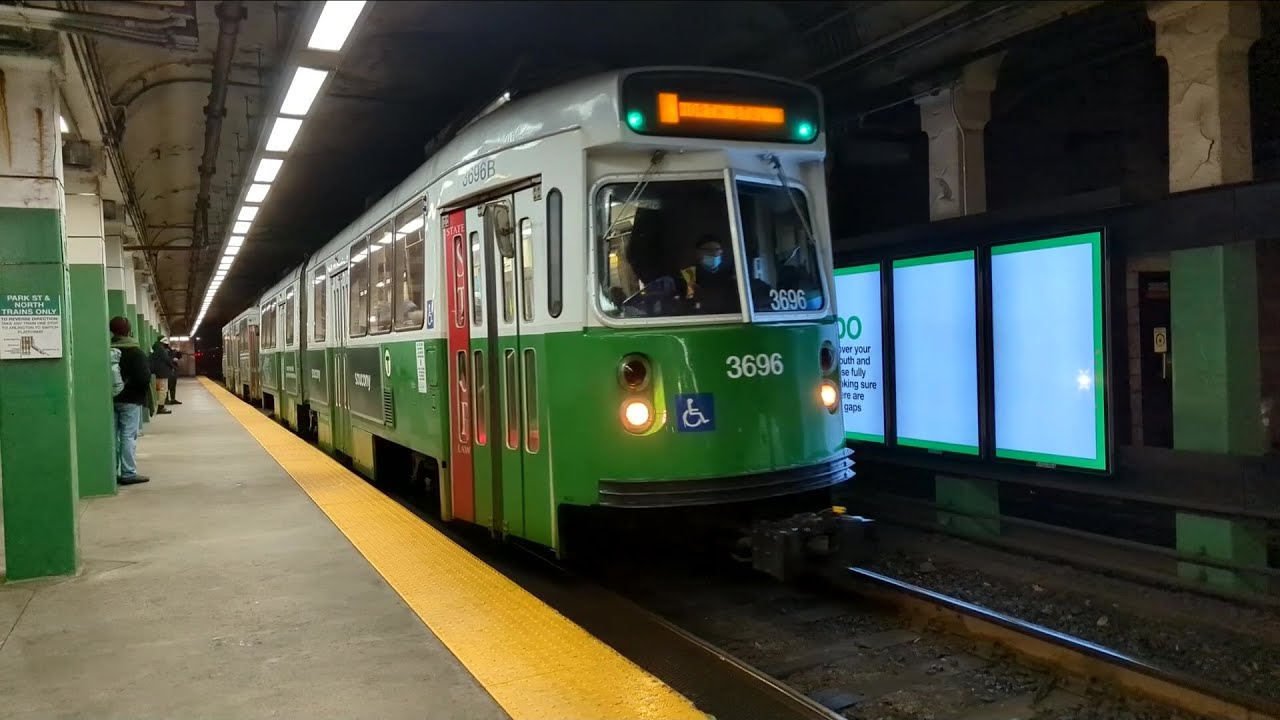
834, 262, 885, 443
990, 231, 1106, 470
891, 250, 980, 456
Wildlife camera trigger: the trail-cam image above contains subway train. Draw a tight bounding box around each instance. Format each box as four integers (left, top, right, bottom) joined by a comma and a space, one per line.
221, 67, 857, 557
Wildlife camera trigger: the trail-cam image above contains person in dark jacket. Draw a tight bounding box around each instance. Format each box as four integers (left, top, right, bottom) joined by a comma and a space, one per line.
110, 316, 151, 485
150, 339, 173, 414
166, 342, 182, 405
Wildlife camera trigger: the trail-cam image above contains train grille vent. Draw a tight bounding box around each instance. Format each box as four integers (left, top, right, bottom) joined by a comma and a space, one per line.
382, 388, 394, 427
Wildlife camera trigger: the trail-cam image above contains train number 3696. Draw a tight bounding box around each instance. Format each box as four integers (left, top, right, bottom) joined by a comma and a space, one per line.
726, 353, 784, 378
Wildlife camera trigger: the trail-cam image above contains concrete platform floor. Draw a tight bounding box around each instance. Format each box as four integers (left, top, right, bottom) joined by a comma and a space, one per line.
0, 379, 508, 719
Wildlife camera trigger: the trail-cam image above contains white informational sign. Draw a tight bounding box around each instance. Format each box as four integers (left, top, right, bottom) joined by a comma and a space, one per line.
892, 251, 980, 455
991, 231, 1106, 470
415, 341, 428, 393
832, 264, 884, 442
0, 293, 63, 360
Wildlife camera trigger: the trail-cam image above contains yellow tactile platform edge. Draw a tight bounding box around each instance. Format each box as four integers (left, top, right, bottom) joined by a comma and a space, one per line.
198, 378, 707, 720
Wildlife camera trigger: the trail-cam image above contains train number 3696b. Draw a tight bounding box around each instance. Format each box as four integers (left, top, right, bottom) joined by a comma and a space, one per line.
462, 160, 497, 186
726, 353, 784, 378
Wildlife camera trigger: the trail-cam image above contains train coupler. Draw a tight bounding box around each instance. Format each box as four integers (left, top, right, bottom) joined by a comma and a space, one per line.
749, 507, 875, 583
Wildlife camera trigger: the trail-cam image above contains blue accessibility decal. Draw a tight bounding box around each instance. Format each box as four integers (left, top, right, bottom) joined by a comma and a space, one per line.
675, 393, 715, 433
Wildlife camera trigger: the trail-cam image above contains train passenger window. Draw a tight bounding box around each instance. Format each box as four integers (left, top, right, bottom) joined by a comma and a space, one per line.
370, 222, 393, 334
595, 179, 740, 319
393, 205, 425, 330
523, 348, 539, 452
501, 224, 516, 324
736, 181, 825, 314
262, 304, 275, 348
519, 218, 534, 322
547, 189, 563, 318
469, 231, 483, 325
285, 290, 295, 346
473, 350, 486, 445
313, 267, 327, 342
349, 238, 370, 337
504, 349, 519, 450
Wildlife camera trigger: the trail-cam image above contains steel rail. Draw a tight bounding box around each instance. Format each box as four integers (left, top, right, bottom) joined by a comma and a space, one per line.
843, 567, 1280, 720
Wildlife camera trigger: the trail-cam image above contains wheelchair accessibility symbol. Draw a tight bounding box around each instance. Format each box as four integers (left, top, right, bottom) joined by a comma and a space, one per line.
675, 393, 715, 433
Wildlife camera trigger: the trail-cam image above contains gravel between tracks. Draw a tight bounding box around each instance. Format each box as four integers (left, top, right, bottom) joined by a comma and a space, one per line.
862, 526, 1280, 704
590, 548, 1205, 720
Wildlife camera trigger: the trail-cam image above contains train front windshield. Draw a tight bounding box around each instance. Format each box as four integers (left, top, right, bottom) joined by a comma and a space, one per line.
597, 178, 826, 320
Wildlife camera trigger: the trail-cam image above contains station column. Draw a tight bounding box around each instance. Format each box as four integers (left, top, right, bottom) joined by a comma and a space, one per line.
0, 55, 79, 579
915, 53, 1004, 221
105, 224, 126, 321
1149, 0, 1266, 591
1150, 0, 1265, 455
66, 185, 116, 498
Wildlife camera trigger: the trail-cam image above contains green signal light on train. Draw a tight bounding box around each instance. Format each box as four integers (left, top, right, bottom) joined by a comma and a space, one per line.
626, 110, 645, 131
795, 121, 816, 141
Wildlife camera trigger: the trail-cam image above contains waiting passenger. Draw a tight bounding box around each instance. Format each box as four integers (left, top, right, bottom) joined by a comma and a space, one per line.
110, 316, 151, 485
167, 342, 182, 405
150, 339, 174, 414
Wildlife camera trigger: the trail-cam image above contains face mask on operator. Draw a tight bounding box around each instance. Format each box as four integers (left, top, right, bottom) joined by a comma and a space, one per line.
698, 241, 724, 272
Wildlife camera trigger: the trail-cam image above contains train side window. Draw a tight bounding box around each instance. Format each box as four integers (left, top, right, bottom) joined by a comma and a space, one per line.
501, 223, 516, 324
470, 230, 483, 325
349, 238, 370, 337
370, 222, 393, 334
547, 189, 562, 318
313, 267, 327, 342
285, 291, 295, 346
519, 218, 534, 322
394, 204, 425, 331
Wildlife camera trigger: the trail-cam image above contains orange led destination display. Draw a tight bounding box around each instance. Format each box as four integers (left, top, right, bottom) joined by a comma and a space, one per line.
657, 92, 786, 126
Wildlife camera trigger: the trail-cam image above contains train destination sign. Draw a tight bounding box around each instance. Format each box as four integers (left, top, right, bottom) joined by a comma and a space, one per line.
620, 69, 820, 143
833, 264, 884, 443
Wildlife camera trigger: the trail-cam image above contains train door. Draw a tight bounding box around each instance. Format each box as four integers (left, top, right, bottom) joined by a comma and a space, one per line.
444, 184, 547, 539
330, 270, 351, 456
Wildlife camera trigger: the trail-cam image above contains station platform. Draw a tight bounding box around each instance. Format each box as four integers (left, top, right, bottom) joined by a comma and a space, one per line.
0, 378, 706, 719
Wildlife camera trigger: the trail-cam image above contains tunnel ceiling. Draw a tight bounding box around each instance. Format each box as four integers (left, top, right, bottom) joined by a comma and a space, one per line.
62, 0, 1104, 335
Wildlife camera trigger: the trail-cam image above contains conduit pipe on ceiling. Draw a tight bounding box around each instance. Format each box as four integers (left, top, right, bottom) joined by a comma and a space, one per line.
188, 0, 243, 323
0, 3, 198, 51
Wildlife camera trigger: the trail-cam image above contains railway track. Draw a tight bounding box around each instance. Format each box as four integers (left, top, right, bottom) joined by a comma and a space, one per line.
579, 535, 1280, 720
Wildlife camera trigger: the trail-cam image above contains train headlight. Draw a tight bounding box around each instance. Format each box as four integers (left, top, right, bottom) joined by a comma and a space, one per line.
618, 354, 651, 391
820, 380, 839, 411
622, 399, 653, 433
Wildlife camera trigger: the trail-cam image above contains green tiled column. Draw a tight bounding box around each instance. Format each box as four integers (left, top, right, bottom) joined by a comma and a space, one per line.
0, 60, 79, 579
67, 195, 115, 497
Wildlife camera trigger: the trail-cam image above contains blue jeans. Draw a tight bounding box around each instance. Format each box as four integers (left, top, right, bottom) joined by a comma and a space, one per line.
114, 402, 142, 479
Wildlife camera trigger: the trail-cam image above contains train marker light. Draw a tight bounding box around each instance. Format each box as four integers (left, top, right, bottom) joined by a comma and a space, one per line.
622, 399, 653, 433
794, 121, 816, 141
820, 380, 838, 411
618, 354, 651, 391
626, 110, 645, 131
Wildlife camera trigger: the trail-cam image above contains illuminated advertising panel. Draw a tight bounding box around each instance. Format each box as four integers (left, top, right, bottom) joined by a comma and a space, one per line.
892, 251, 979, 455
833, 264, 884, 442
991, 231, 1106, 470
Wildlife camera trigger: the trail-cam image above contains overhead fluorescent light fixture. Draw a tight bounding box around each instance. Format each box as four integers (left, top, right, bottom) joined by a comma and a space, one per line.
59, 115, 69, 134
237, 206, 259, 222
266, 117, 303, 152
255, 158, 283, 183
281, 67, 329, 116
228, 235, 245, 248
233, 221, 252, 235
308, 1, 366, 52
245, 184, 271, 203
